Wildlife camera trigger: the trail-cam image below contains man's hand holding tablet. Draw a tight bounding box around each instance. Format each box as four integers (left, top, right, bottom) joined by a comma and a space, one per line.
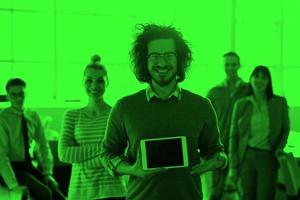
129, 150, 168, 179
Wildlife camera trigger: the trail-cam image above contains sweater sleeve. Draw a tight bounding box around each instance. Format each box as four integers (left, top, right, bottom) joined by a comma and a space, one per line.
58, 110, 102, 163
101, 100, 129, 176
198, 99, 225, 158
206, 88, 216, 108
79, 155, 103, 169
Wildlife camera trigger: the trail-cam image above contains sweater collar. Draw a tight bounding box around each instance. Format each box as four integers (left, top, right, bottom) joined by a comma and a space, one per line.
146, 84, 182, 102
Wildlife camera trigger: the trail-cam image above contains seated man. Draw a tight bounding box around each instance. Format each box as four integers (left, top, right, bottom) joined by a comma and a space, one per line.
0, 78, 65, 200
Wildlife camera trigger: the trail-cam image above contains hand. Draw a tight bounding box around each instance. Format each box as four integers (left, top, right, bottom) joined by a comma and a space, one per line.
275, 149, 285, 157
44, 175, 59, 189
190, 157, 223, 175
130, 151, 168, 179
225, 169, 238, 191
10, 185, 29, 196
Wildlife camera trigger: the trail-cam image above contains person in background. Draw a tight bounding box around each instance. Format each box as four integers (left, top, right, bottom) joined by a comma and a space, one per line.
228, 66, 290, 200
58, 55, 126, 200
205, 52, 249, 199
100, 24, 227, 200
0, 78, 65, 200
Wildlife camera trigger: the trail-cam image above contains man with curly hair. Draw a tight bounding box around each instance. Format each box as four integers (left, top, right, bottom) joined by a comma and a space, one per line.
101, 24, 227, 200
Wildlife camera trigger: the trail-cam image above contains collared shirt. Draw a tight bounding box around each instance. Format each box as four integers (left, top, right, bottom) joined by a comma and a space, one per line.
0, 107, 53, 189
146, 84, 182, 102
221, 78, 244, 98
248, 96, 271, 150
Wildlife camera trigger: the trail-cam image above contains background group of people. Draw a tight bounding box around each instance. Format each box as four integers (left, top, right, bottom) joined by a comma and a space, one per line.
0, 24, 289, 200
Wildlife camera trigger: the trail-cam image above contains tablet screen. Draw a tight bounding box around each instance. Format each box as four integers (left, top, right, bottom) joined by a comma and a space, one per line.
143, 137, 186, 168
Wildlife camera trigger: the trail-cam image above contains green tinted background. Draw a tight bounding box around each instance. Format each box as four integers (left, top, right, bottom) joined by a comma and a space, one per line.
0, 0, 299, 152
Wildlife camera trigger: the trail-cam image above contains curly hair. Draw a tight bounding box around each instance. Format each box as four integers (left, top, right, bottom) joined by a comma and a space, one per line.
130, 24, 192, 83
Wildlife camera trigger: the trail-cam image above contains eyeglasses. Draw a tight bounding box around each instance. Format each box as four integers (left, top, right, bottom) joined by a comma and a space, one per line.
147, 52, 177, 63
8, 91, 25, 98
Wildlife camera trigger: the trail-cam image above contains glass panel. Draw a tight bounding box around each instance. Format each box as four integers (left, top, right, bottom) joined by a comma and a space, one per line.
173, 1, 231, 65
236, 0, 281, 21
182, 66, 227, 96
104, 62, 144, 105
283, 0, 300, 21
235, 22, 281, 67
13, 12, 55, 62
12, 62, 55, 107
56, 63, 87, 104
56, 14, 133, 63
283, 22, 300, 67
0, 11, 12, 61
13, 0, 54, 12
0, 0, 11, 9
283, 68, 300, 107
0, 62, 12, 94
56, 0, 135, 15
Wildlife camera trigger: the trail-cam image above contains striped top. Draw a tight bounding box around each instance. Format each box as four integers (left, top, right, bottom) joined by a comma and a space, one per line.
58, 108, 126, 200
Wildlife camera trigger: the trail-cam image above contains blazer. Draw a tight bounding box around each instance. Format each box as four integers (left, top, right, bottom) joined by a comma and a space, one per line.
229, 95, 290, 169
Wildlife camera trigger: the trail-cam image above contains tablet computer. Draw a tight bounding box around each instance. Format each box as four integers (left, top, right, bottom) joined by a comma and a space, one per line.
140, 136, 189, 170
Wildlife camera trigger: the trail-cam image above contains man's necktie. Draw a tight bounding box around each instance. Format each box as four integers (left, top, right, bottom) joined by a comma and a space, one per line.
21, 114, 31, 163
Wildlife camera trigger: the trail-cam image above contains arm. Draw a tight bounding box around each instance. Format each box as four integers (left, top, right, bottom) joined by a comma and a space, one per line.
0, 120, 19, 189
79, 154, 103, 169
197, 99, 227, 169
100, 100, 130, 176
276, 97, 290, 150
58, 110, 101, 164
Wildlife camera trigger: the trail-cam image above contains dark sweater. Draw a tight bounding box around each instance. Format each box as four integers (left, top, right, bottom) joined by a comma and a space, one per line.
102, 89, 224, 200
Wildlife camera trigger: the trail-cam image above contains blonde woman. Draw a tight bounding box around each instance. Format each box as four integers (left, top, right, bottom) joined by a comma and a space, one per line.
58, 55, 126, 200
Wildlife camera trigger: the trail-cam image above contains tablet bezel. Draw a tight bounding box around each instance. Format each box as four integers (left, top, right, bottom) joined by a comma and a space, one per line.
140, 136, 189, 170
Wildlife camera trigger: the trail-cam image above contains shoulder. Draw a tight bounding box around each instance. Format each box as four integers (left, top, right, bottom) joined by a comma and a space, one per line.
234, 96, 252, 108
271, 95, 286, 101
240, 80, 249, 87
0, 107, 10, 119
270, 95, 288, 106
207, 84, 225, 96
0, 108, 10, 126
24, 108, 39, 117
64, 108, 82, 119
122, 90, 145, 101
182, 89, 212, 107
115, 90, 146, 107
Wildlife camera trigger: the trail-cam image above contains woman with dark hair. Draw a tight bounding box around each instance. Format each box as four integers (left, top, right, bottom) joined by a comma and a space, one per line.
228, 66, 290, 200
58, 55, 126, 200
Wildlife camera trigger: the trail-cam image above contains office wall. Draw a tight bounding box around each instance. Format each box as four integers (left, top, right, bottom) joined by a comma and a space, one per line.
0, 0, 299, 108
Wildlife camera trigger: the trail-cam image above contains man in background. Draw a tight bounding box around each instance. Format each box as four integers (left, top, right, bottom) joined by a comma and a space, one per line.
0, 78, 65, 200
205, 52, 249, 199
